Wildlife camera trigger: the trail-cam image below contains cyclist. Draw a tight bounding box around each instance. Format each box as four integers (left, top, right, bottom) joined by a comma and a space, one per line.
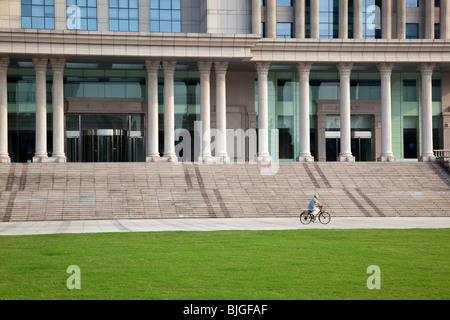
308, 194, 321, 221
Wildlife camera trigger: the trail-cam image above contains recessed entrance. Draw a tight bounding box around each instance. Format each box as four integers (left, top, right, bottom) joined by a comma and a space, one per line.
66, 114, 145, 162
316, 100, 381, 162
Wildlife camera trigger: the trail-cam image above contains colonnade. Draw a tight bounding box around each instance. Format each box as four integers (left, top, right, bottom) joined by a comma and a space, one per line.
252, 0, 450, 39
0, 57, 440, 163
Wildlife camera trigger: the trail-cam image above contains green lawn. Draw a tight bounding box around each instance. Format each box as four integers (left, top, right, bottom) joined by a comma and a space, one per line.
0, 229, 449, 300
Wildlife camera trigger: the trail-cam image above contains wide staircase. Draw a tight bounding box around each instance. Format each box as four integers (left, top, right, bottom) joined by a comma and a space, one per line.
0, 161, 449, 222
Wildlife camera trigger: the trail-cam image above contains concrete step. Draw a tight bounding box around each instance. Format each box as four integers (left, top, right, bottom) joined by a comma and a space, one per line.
0, 162, 449, 222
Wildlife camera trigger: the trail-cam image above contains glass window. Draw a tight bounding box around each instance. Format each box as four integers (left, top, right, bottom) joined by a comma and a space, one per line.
403, 80, 417, 101
432, 79, 441, 102
109, 0, 139, 31
150, 0, 181, 33
362, 0, 382, 39
406, 23, 419, 39
21, 0, 55, 29
67, 0, 97, 31
277, 22, 293, 38
319, 0, 339, 39
277, 0, 292, 6
405, 0, 418, 7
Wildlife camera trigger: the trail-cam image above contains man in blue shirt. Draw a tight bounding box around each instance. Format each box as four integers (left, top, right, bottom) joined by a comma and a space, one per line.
308, 194, 321, 220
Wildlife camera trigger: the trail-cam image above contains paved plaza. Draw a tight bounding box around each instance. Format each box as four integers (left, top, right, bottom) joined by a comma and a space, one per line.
1, 217, 450, 236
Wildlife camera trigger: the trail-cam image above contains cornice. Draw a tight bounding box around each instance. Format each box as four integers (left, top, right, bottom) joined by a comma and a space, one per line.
0, 29, 450, 64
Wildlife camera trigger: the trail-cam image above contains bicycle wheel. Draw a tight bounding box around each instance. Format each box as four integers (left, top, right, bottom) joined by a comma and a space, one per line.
319, 212, 331, 224
299, 211, 312, 225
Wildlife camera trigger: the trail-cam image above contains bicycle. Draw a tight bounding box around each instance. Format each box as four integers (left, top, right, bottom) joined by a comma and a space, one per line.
299, 205, 331, 225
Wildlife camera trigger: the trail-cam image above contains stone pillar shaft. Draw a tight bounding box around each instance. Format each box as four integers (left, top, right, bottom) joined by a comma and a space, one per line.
145, 60, 161, 162
377, 63, 395, 161
33, 58, 49, 162
214, 62, 229, 161
50, 59, 66, 162
256, 62, 271, 162
337, 63, 355, 162
297, 62, 314, 162
0, 58, 9, 163
162, 61, 177, 162
198, 61, 213, 161
419, 63, 436, 161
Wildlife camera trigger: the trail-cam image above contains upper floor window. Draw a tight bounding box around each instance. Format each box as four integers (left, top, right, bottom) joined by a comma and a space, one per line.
362, 0, 382, 39
109, 0, 139, 32
67, 0, 97, 31
406, 0, 418, 7
277, 0, 293, 6
319, 0, 339, 39
277, 22, 293, 38
406, 23, 419, 39
150, 0, 181, 33
21, 0, 55, 29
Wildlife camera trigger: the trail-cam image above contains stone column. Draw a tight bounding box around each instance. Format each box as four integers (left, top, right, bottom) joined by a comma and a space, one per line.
310, 0, 319, 38
145, 60, 161, 162
50, 59, 66, 163
377, 62, 395, 162
266, 0, 277, 38
337, 63, 355, 162
0, 58, 10, 163
162, 61, 177, 162
441, 0, 450, 39
33, 58, 49, 163
425, 0, 435, 39
382, 0, 392, 39
198, 61, 213, 163
252, 0, 262, 35
353, 0, 363, 39
294, 0, 305, 38
339, 0, 349, 39
396, 0, 405, 39
214, 62, 229, 162
297, 62, 314, 162
418, 63, 436, 161
256, 62, 271, 163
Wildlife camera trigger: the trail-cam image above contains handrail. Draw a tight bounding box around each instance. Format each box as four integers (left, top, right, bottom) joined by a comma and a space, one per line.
434, 150, 450, 158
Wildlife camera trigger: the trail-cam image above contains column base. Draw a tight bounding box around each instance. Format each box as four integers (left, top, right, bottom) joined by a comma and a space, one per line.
296, 155, 315, 162
0, 155, 11, 163
198, 155, 215, 164
50, 155, 67, 163
32, 155, 49, 163
256, 155, 272, 164
146, 155, 161, 162
378, 155, 396, 162
212, 155, 231, 164
160, 155, 178, 163
338, 155, 355, 162
419, 155, 437, 162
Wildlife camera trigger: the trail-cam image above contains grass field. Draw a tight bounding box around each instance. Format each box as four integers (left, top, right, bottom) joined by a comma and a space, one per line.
0, 228, 449, 300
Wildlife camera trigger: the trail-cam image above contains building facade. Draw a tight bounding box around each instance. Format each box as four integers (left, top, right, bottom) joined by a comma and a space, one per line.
0, 0, 449, 163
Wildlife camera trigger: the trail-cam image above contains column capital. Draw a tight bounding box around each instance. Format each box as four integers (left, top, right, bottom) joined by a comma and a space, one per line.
197, 61, 213, 74
50, 59, 66, 73
145, 60, 161, 74
162, 61, 177, 74
214, 61, 229, 75
296, 62, 313, 75
377, 62, 395, 76
255, 62, 271, 75
32, 58, 48, 72
418, 63, 435, 76
0, 57, 10, 71
337, 62, 353, 76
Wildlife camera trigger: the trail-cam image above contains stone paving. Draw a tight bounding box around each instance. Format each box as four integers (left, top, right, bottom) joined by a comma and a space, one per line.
0, 162, 450, 223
